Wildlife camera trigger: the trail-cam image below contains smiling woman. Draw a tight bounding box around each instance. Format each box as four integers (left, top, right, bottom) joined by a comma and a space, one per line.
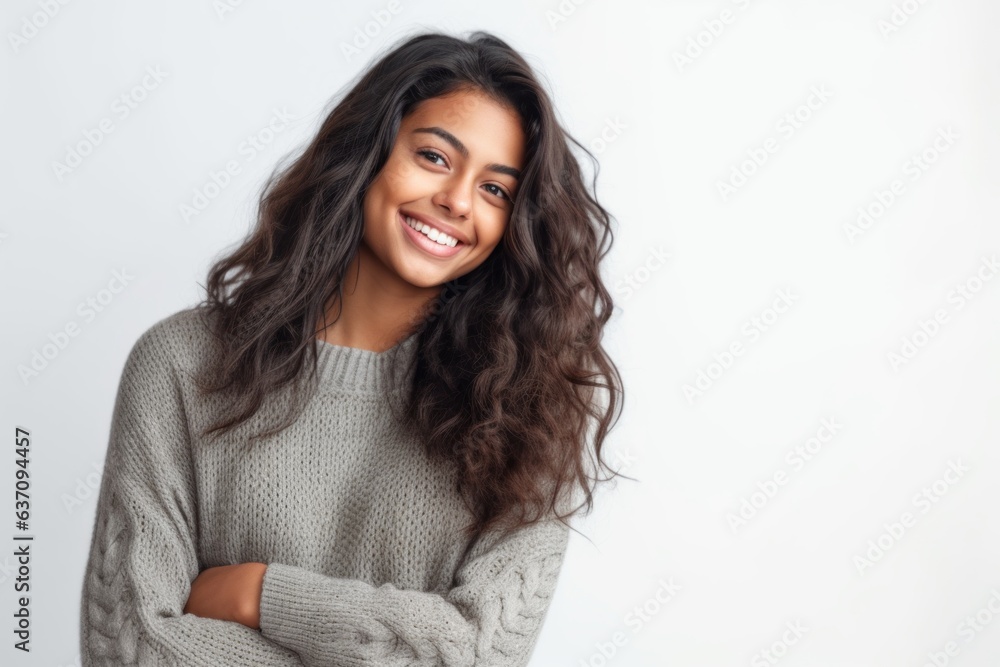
80, 30, 625, 666
355, 87, 524, 299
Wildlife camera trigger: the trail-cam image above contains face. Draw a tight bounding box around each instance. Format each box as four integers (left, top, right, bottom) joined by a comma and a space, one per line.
361, 87, 526, 291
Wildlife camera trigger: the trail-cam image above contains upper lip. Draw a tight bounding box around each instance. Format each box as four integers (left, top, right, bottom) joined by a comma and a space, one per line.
400, 209, 471, 245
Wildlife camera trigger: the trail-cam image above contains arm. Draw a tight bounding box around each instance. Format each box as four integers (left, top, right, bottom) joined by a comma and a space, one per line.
80, 324, 303, 666
258, 515, 570, 666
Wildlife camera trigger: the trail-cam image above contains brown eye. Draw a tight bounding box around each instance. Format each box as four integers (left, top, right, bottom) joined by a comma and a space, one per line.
484, 183, 512, 202
418, 150, 446, 166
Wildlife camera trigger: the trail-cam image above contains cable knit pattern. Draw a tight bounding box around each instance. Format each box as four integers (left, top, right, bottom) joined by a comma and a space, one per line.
80, 307, 570, 666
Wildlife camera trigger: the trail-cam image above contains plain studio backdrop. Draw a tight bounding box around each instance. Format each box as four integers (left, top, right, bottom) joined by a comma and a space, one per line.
3, 1, 999, 665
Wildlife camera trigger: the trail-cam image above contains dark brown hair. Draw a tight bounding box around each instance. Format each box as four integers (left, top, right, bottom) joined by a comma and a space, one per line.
192, 29, 628, 541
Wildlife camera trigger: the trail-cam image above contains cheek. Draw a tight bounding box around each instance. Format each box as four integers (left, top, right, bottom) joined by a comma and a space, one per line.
380, 155, 425, 199
480, 212, 509, 248
362, 187, 395, 253
361, 188, 381, 233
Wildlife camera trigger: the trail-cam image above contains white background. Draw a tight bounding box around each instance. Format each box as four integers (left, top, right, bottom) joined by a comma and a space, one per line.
3, 1, 998, 665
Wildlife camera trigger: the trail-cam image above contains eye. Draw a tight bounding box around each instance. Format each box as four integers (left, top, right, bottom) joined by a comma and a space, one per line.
418, 149, 512, 203
483, 183, 512, 202
418, 149, 447, 167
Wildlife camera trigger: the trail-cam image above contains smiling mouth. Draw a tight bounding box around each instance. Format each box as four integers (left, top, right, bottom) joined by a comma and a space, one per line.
401, 214, 463, 247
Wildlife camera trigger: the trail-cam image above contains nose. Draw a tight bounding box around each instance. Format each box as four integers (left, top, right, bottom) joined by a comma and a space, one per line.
432, 175, 472, 219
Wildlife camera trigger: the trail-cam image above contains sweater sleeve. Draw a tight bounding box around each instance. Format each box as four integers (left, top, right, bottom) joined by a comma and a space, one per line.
80, 324, 303, 666
258, 516, 571, 666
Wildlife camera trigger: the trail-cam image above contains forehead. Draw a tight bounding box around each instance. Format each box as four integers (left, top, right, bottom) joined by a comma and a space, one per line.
403, 89, 525, 166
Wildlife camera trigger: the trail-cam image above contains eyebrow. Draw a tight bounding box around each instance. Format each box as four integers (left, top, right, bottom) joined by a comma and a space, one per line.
411, 126, 521, 180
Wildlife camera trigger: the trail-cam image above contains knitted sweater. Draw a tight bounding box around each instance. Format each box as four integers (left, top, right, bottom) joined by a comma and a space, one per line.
79, 307, 570, 666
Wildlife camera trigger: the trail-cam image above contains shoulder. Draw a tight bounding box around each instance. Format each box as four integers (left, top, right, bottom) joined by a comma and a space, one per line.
125, 305, 221, 378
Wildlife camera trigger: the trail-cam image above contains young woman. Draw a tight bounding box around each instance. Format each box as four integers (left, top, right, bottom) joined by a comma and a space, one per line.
80, 30, 625, 666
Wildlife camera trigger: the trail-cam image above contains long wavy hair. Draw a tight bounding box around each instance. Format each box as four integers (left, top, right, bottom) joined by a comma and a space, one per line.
192, 29, 628, 541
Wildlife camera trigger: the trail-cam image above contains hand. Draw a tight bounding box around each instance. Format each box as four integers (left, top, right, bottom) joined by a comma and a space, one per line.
183, 562, 268, 630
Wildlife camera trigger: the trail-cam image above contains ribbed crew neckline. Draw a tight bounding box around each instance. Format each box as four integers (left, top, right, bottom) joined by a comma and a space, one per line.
313, 331, 420, 393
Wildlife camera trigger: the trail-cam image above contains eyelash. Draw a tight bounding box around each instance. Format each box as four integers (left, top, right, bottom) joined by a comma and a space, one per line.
417, 149, 512, 202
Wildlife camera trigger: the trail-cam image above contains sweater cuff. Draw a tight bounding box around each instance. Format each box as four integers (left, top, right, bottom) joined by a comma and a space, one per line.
259, 562, 365, 658
260, 563, 321, 651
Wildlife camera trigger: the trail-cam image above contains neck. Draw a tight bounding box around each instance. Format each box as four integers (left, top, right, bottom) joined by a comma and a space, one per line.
316, 243, 440, 353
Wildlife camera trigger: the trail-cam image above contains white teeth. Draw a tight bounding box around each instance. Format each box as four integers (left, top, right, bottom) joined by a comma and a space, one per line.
404, 215, 459, 247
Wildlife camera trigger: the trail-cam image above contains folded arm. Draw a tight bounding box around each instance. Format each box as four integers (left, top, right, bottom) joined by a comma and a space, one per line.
258, 516, 570, 667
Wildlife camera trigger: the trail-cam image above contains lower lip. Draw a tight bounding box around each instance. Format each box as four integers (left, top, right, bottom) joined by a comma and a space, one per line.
399, 212, 465, 258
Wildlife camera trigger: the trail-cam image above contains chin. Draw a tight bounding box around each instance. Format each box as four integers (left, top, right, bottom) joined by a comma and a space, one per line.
396, 263, 448, 290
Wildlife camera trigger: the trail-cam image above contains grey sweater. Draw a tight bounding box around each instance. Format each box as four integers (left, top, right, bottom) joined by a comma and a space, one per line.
79, 307, 570, 666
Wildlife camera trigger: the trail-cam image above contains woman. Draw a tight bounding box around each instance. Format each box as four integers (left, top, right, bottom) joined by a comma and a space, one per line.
80, 30, 624, 666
